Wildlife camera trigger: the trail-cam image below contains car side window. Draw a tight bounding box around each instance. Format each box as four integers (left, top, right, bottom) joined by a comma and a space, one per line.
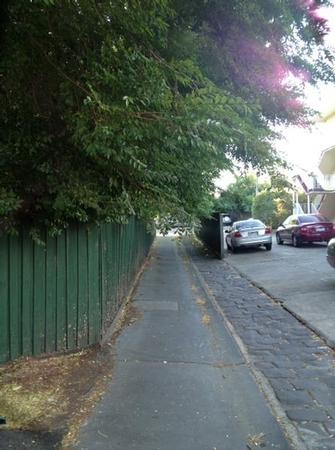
289, 217, 298, 225
283, 216, 291, 226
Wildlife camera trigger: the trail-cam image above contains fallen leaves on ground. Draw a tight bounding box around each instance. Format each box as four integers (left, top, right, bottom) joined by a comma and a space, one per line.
202, 314, 211, 326
247, 432, 266, 448
196, 297, 206, 306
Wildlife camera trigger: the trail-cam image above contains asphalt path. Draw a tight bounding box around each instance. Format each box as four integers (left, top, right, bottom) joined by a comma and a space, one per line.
75, 238, 290, 450
226, 238, 335, 348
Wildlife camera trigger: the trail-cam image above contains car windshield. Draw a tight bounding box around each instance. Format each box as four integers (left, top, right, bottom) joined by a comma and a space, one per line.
298, 215, 329, 224
235, 220, 264, 229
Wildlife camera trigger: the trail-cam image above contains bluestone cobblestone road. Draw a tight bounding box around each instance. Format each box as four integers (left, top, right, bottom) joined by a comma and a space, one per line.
184, 240, 335, 450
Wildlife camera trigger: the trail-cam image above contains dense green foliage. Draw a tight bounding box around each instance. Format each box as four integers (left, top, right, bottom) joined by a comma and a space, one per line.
212, 175, 258, 220
251, 173, 293, 227
213, 172, 293, 227
252, 190, 293, 228
252, 191, 277, 225
0, 0, 333, 233
265, 173, 293, 227
275, 193, 294, 227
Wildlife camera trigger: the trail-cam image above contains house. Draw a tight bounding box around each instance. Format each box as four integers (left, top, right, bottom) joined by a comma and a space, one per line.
318, 109, 335, 222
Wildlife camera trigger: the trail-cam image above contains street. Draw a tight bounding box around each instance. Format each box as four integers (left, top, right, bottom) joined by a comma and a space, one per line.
187, 238, 335, 449
226, 239, 335, 348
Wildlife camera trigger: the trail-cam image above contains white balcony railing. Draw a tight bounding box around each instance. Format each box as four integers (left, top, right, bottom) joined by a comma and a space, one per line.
323, 174, 335, 190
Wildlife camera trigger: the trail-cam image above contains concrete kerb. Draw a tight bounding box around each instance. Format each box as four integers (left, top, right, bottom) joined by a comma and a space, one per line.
227, 262, 335, 352
180, 242, 306, 450
100, 238, 157, 347
280, 306, 335, 352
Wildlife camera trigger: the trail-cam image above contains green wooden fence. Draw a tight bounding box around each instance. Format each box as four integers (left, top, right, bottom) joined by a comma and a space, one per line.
0, 218, 154, 363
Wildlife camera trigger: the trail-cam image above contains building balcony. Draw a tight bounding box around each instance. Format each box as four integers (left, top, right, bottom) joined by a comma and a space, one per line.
322, 174, 335, 191
319, 145, 335, 175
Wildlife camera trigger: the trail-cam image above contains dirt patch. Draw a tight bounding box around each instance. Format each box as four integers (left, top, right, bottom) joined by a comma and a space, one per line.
0, 302, 141, 450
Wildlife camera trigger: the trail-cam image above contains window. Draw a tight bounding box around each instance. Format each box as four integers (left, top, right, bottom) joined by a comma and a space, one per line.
298, 214, 329, 224
283, 216, 292, 226
236, 220, 265, 229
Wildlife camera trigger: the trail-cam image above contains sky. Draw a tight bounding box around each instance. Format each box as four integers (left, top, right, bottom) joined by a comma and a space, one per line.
275, 2, 335, 178
216, 2, 335, 191
275, 84, 335, 176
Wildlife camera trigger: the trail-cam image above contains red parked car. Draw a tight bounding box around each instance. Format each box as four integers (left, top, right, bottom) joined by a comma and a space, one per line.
276, 214, 335, 247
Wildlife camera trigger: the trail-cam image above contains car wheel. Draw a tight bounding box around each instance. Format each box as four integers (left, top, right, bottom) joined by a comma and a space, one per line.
226, 238, 231, 250
276, 233, 283, 245
292, 234, 301, 247
230, 242, 236, 253
265, 243, 272, 251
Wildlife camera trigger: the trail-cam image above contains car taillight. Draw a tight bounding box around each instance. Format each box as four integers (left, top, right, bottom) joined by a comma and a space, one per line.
234, 231, 242, 238
300, 225, 314, 234
265, 227, 272, 234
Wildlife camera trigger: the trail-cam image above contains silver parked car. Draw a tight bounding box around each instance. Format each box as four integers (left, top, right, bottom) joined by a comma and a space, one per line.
327, 238, 335, 268
226, 218, 272, 252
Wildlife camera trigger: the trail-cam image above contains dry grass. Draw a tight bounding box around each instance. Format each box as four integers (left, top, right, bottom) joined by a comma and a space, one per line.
0, 302, 141, 448
0, 351, 92, 430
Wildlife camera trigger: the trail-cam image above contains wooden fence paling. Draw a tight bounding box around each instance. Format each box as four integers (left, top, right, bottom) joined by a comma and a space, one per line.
0, 219, 154, 363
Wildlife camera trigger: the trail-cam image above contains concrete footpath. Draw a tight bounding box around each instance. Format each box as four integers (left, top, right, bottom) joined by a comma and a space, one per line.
74, 237, 292, 450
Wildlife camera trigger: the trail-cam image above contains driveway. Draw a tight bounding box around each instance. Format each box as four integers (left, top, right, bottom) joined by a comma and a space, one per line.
226, 239, 335, 348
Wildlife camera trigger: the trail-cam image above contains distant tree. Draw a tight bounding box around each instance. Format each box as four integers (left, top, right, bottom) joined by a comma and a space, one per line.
213, 175, 258, 220
268, 172, 293, 193
252, 172, 293, 227
276, 193, 293, 226
252, 191, 276, 225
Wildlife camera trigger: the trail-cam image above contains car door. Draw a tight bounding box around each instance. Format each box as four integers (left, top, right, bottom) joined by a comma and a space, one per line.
280, 216, 292, 241
290, 216, 300, 239
284, 215, 299, 241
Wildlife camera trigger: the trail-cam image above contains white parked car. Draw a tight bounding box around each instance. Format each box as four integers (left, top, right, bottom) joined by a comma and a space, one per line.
226, 219, 272, 252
